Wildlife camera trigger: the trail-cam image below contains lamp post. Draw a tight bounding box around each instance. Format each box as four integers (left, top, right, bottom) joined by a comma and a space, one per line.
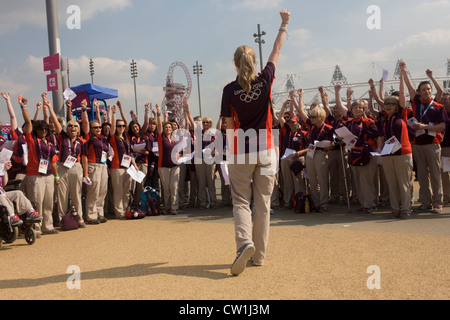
89, 58, 94, 84
253, 24, 266, 72
131, 59, 138, 115
193, 61, 203, 119
45, 0, 64, 117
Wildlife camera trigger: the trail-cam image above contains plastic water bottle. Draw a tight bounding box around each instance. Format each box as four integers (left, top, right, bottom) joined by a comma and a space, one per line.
305, 198, 310, 214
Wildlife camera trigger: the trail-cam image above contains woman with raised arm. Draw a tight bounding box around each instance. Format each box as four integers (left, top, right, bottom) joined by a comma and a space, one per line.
81, 105, 110, 224
377, 70, 414, 219
155, 103, 180, 215
21, 95, 59, 235
47, 96, 88, 228
335, 83, 381, 214
109, 104, 137, 219
400, 61, 447, 213
320, 87, 348, 205
220, 10, 290, 276
291, 88, 335, 212
128, 103, 151, 208
1, 92, 27, 188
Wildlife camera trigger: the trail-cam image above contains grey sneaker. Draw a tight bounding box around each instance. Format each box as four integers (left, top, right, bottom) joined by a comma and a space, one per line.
9, 214, 23, 227
230, 243, 255, 276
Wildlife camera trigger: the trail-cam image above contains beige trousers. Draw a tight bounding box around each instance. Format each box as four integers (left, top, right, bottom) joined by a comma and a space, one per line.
412, 144, 443, 207
0, 190, 33, 216
111, 168, 132, 218
228, 154, 275, 265
56, 162, 84, 222
382, 154, 413, 213
158, 166, 180, 210
25, 175, 54, 232
195, 161, 216, 206
350, 157, 378, 209
305, 150, 329, 209
85, 163, 108, 221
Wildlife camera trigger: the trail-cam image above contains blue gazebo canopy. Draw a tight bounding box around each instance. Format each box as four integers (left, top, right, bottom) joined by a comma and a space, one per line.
69, 83, 119, 122
70, 83, 118, 100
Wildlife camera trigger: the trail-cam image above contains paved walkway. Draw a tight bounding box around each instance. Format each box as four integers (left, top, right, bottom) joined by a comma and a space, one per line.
1, 192, 449, 301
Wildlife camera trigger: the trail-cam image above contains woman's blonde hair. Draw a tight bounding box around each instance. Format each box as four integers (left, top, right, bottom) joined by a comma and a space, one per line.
234, 45, 256, 94
66, 120, 80, 132
350, 100, 367, 115
310, 107, 326, 121
202, 117, 213, 124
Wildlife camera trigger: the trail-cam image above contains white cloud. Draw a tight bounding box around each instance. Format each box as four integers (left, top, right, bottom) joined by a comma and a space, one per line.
231, 0, 284, 11
0, 0, 132, 35
416, 0, 450, 10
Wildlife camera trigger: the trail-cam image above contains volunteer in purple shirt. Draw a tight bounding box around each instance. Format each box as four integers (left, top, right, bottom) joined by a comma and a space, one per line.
220, 10, 291, 276
401, 61, 448, 213
155, 103, 180, 215
48, 97, 89, 228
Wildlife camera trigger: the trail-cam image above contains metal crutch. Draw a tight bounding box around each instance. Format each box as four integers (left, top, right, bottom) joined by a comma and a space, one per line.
339, 142, 352, 213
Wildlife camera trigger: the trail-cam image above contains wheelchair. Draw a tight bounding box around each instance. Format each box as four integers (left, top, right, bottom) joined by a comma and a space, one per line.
0, 180, 38, 250
0, 205, 38, 249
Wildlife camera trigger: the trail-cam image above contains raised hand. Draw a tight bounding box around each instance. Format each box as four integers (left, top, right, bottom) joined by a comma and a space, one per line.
1, 92, 10, 101
280, 9, 291, 24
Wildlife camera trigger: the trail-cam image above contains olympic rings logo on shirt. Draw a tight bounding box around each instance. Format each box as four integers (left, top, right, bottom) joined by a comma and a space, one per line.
240, 89, 262, 103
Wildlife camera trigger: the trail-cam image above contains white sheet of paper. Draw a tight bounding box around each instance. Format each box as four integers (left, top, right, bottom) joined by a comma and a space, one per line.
127, 166, 146, 183
371, 143, 395, 157
83, 177, 92, 185
63, 88, 77, 101
22, 144, 28, 166
408, 118, 426, 137
132, 143, 146, 152
335, 126, 355, 139
220, 161, 230, 186
314, 140, 332, 148
0, 148, 13, 164
152, 142, 158, 152
281, 148, 296, 160
382, 69, 389, 82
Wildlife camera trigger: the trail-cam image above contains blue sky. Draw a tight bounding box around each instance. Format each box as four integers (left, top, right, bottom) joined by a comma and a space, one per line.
1, 0, 450, 125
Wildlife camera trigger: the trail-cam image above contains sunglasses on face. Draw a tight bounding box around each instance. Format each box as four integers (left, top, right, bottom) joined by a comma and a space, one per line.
117, 125, 126, 128
385, 102, 398, 106
67, 124, 78, 128
91, 126, 101, 129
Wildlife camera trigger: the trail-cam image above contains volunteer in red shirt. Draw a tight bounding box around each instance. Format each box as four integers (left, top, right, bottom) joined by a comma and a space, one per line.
378, 94, 413, 219
82, 113, 110, 224
401, 61, 448, 213
1, 92, 27, 190
292, 89, 335, 213
220, 10, 290, 276
109, 104, 137, 219
49, 98, 88, 228
128, 103, 151, 208
335, 86, 381, 214
21, 96, 59, 235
